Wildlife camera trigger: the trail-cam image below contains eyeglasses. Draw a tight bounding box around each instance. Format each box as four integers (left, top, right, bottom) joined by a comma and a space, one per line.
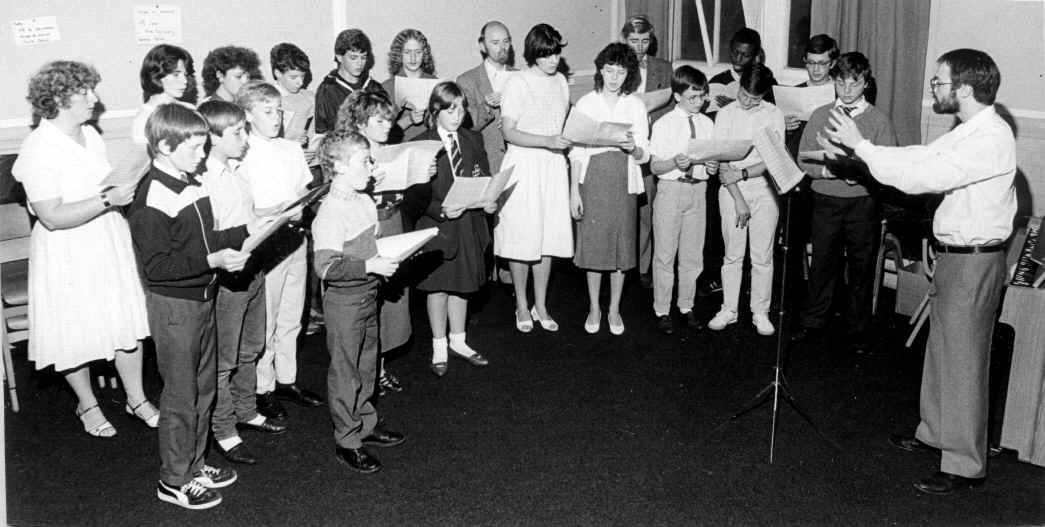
929, 79, 952, 89
804, 60, 832, 68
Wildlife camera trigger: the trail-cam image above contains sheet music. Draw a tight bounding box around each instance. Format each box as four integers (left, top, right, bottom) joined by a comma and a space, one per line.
636, 88, 671, 113
376, 227, 439, 262
774, 84, 836, 121
394, 77, 444, 110
706, 82, 738, 113
101, 148, 152, 187
241, 208, 298, 252
562, 110, 632, 147
686, 139, 752, 163
441, 166, 516, 210
372, 140, 442, 192
752, 127, 805, 194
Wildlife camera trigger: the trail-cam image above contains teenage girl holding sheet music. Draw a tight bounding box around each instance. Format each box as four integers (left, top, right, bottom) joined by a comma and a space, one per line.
494, 23, 573, 333
568, 43, 650, 336
382, 29, 439, 143
408, 82, 496, 376
334, 91, 412, 394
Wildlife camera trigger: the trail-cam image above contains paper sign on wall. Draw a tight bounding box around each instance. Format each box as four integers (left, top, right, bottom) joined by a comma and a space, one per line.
133, 5, 182, 44
10, 17, 61, 47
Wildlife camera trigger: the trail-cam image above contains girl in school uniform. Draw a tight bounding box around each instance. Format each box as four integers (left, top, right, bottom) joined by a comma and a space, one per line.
382, 28, 439, 142
568, 43, 650, 336
409, 82, 496, 376
334, 91, 412, 393
131, 44, 197, 144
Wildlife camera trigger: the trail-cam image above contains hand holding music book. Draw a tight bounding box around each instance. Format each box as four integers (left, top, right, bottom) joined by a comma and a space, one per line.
441, 166, 516, 210
686, 139, 753, 164
376, 227, 439, 262
562, 111, 632, 147
372, 140, 443, 192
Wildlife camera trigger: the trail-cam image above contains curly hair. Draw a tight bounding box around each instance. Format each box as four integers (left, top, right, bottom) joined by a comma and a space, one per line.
139, 44, 197, 104
387, 29, 436, 77
201, 46, 262, 96
593, 42, 640, 95
26, 60, 101, 120
316, 128, 370, 182
334, 90, 395, 134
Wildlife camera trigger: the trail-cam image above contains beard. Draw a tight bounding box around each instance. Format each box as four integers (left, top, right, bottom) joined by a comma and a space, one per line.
932, 90, 959, 114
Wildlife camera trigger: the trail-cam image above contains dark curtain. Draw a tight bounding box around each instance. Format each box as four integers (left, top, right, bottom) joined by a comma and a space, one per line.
812, 0, 932, 146
624, 0, 672, 59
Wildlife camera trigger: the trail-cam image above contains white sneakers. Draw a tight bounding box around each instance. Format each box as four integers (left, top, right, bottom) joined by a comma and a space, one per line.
707, 309, 738, 330
707, 309, 775, 336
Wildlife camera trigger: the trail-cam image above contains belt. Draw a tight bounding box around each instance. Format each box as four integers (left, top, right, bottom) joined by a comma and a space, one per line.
933, 242, 1004, 254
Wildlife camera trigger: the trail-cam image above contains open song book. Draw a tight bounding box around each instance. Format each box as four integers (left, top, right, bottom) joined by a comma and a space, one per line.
376, 227, 439, 262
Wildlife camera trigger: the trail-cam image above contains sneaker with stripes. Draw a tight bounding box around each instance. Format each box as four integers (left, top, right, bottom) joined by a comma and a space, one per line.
193, 464, 237, 489
157, 479, 222, 510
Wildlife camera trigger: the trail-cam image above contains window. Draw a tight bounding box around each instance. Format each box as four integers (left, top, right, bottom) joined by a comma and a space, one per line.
672, 0, 813, 74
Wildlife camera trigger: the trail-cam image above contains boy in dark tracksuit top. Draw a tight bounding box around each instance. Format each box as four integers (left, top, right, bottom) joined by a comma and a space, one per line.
312, 130, 404, 475
127, 103, 252, 510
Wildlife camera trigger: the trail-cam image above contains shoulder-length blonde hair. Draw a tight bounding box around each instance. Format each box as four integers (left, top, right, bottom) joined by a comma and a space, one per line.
387, 29, 436, 77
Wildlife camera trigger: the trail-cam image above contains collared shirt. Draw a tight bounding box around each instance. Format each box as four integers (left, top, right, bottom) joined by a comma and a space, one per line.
567, 91, 651, 194
834, 96, 868, 118
650, 106, 714, 181
713, 100, 786, 171
483, 60, 509, 93
853, 105, 1016, 245
240, 133, 312, 213
198, 156, 254, 230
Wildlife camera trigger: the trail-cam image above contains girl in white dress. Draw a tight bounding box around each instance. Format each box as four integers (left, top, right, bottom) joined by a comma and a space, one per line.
495, 23, 572, 332
131, 45, 197, 144
12, 61, 153, 437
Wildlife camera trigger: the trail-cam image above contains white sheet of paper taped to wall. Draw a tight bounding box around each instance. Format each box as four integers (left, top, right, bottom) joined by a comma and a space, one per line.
133, 5, 183, 44
10, 17, 61, 47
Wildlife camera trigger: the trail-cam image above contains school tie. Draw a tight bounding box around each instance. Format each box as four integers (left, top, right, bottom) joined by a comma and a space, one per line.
840, 106, 856, 117
682, 115, 697, 182
449, 133, 463, 178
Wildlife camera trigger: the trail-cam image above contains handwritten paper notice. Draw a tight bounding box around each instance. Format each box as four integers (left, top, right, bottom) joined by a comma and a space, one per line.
10, 17, 60, 47
133, 5, 182, 44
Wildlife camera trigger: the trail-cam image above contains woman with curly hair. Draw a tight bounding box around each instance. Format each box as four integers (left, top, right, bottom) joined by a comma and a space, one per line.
131, 44, 197, 144
200, 45, 262, 103
381, 28, 438, 142
12, 61, 153, 437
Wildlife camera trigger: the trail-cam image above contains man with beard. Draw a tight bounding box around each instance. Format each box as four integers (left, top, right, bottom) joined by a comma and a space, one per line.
457, 21, 515, 173
822, 49, 1015, 495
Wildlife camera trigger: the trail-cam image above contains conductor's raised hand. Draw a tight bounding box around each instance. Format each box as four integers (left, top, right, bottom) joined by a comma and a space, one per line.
545, 134, 571, 151
815, 132, 848, 160
365, 255, 399, 277
208, 248, 251, 272
825, 109, 864, 149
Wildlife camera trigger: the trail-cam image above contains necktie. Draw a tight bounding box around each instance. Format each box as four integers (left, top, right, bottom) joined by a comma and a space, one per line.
841, 106, 855, 117
449, 134, 462, 177
683, 116, 697, 181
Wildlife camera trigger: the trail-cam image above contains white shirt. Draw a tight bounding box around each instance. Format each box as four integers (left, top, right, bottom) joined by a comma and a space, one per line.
713, 100, 786, 171
198, 157, 254, 230
567, 91, 651, 194
854, 105, 1016, 246
484, 60, 509, 93
240, 133, 312, 212
650, 106, 714, 181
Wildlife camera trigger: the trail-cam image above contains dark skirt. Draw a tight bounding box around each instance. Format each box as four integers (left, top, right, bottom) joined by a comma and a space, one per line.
377, 209, 411, 351
415, 209, 490, 294
573, 151, 637, 271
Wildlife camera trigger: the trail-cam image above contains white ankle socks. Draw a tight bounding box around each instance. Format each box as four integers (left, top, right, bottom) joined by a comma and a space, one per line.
217, 435, 243, 451
448, 332, 476, 357
432, 337, 448, 364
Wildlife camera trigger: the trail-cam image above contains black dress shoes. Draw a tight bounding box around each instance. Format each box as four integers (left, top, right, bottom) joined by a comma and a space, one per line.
684, 311, 705, 331
889, 434, 940, 454
236, 418, 288, 435
219, 443, 258, 465
274, 383, 324, 407
361, 426, 406, 448
256, 392, 288, 419
335, 446, 381, 474
913, 471, 986, 495
656, 315, 675, 335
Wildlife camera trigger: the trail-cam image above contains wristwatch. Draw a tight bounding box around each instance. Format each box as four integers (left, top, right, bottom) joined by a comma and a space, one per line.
741, 168, 749, 181
100, 191, 111, 209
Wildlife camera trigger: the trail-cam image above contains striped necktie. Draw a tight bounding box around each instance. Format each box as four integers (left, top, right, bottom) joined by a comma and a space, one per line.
841, 106, 856, 117
449, 133, 462, 177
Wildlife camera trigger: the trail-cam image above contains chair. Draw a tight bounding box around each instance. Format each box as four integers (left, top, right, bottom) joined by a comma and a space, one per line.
904, 238, 937, 348
1, 202, 32, 412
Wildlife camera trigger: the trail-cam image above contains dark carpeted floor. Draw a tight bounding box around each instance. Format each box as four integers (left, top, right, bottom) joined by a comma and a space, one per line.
6, 262, 1045, 526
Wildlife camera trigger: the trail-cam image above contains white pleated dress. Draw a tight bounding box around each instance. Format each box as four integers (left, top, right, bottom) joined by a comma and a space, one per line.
12, 120, 150, 371
494, 69, 573, 261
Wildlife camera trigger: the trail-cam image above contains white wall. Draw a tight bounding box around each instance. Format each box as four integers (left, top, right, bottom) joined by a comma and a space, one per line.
923, 0, 1045, 215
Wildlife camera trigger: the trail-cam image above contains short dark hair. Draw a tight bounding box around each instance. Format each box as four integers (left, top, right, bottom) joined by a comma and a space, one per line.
144, 103, 208, 158
805, 34, 838, 60
426, 81, 466, 128
830, 52, 871, 82
670, 65, 708, 95
334, 90, 395, 134
316, 128, 370, 182
738, 64, 775, 97
620, 14, 658, 56
270, 42, 313, 88
140, 44, 197, 103
26, 60, 100, 121
938, 48, 1000, 105
730, 27, 762, 51
593, 43, 640, 95
523, 23, 565, 67
197, 99, 246, 136
201, 46, 262, 96
335, 28, 372, 56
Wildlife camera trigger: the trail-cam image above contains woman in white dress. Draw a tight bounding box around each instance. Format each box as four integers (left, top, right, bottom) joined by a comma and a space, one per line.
495, 23, 573, 332
131, 45, 197, 145
12, 61, 153, 437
